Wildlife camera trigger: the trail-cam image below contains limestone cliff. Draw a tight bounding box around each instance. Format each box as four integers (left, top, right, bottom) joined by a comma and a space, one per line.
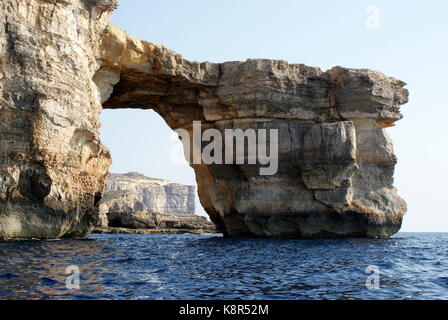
96, 173, 217, 234
0, 0, 408, 239
99, 172, 195, 217
96, 26, 408, 238
0, 0, 116, 239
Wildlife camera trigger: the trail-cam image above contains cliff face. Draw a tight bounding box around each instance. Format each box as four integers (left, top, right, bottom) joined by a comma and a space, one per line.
0, 0, 116, 239
97, 173, 215, 234
99, 172, 195, 217
97, 26, 408, 238
0, 0, 408, 239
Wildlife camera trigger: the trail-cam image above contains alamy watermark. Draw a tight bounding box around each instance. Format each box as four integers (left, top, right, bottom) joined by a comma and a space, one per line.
365, 265, 380, 289
65, 265, 80, 290
365, 5, 381, 30
171, 121, 279, 176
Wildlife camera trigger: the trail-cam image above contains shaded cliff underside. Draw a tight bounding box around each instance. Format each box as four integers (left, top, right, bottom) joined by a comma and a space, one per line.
0, 0, 408, 239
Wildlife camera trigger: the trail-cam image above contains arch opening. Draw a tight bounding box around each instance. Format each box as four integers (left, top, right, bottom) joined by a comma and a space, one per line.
97, 107, 214, 233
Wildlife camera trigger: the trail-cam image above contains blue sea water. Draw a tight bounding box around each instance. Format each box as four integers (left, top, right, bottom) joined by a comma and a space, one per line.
0, 232, 447, 300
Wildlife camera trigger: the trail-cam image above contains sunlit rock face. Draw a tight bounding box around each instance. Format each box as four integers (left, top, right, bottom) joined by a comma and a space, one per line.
97, 25, 408, 238
0, 0, 116, 239
0, 0, 408, 239
97, 173, 215, 234
99, 172, 196, 218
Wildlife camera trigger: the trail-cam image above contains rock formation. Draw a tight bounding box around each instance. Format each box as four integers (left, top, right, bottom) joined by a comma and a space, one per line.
100, 172, 195, 216
96, 211, 217, 235
95, 172, 215, 234
0, 0, 115, 239
0, 0, 408, 239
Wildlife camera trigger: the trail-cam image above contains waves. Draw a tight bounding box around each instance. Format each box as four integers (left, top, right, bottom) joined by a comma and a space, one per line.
0, 233, 447, 299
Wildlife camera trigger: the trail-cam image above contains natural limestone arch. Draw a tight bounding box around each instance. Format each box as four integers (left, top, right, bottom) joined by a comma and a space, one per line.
0, 0, 408, 239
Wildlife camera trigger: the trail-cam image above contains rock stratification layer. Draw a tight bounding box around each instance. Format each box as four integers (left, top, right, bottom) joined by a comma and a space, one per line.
97, 173, 216, 234
98, 212, 217, 234
0, 0, 116, 239
0, 0, 408, 239
100, 172, 195, 217
96, 25, 408, 238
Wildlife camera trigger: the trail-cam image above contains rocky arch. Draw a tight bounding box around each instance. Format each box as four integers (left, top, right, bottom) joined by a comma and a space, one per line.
0, 0, 408, 239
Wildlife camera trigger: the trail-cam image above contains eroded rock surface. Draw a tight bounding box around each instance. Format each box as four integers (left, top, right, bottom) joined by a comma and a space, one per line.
100, 172, 195, 217
0, 0, 408, 239
97, 211, 217, 234
0, 0, 116, 239
98, 172, 194, 223
96, 25, 408, 238
96, 173, 215, 234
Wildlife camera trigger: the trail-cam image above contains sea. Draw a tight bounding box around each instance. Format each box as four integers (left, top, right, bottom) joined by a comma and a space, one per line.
0, 232, 447, 300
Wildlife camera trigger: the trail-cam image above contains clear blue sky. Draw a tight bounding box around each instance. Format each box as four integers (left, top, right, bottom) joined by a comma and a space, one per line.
100, 0, 448, 231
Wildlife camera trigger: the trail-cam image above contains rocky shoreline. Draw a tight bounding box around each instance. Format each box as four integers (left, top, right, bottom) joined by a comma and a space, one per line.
100, 211, 217, 234
92, 227, 218, 235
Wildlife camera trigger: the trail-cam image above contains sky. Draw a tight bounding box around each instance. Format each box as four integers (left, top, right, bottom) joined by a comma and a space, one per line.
100, 0, 448, 232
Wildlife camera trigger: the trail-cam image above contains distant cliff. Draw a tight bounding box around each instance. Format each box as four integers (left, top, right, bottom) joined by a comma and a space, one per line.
97, 172, 217, 234
100, 172, 195, 216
